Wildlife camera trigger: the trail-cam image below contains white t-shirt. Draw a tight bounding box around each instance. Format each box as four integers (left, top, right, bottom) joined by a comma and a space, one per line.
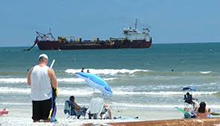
30, 65, 52, 101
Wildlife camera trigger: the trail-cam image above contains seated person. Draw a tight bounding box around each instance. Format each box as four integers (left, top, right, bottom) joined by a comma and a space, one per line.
207, 108, 212, 117
183, 107, 196, 119
100, 104, 112, 119
64, 96, 87, 119
196, 102, 209, 118
88, 98, 112, 119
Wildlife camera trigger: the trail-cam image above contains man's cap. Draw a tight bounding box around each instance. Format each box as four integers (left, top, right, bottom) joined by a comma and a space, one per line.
38, 54, 48, 60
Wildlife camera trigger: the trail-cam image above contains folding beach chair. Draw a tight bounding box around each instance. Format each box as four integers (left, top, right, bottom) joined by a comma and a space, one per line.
64, 100, 87, 119
88, 97, 105, 119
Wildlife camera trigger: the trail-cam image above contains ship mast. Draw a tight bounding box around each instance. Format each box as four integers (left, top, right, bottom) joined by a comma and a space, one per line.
135, 19, 138, 29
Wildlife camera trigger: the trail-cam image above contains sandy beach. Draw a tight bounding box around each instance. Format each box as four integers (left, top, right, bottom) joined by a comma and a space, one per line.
1, 104, 220, 126
0, 104, 185, 126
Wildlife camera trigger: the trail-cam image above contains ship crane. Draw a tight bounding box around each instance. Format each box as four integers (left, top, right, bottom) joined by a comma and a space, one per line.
36, 31, 56, 41
24, 30, 56, 51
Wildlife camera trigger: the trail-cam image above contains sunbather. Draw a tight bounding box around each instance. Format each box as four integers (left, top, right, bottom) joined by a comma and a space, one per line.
196, 102, 209, 118
100, 104, 112, 119
64, 96, 87, 119
88, 97, 112, 119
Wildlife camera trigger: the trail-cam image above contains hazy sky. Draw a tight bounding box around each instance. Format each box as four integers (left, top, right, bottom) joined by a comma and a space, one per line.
0, 0, 220, 47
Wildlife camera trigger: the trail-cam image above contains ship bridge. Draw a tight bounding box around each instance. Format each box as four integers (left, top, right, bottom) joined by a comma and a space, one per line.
123, 20, 151, 41
123, 27, 151, 41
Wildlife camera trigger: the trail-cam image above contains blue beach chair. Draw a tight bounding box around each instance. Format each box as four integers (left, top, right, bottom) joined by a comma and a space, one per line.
64, 100, 87, 119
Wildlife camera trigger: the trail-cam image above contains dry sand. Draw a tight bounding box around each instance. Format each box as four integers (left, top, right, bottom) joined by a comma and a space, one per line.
0, 104, 184, 126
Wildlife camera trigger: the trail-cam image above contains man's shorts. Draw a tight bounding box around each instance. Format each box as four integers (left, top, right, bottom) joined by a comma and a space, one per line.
32, 99, 51, 121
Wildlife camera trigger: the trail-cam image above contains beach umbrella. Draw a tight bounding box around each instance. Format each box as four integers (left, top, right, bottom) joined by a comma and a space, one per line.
182, 86, 196, 91
75, 72, 113, 96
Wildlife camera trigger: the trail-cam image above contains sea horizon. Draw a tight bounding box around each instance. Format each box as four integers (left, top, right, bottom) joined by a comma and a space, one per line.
0, 41, 219, 48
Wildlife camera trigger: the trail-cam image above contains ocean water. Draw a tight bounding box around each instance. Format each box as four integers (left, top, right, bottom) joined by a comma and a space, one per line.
1, 43, 220, 110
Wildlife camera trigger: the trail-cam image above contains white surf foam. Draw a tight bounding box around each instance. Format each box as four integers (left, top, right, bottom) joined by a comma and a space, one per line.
58, 78, 114, 83
0, 87, 216, 96
0, 87, 30, 94
65, 69, 150, 75
199, 71, 212, 74
58, 88, 93, 96
0, 78, 27, 83
112, 102, 220, 109
113, 91, 216, 95
0, 77, 115, 84
112, 102, 184, 108
0, 87, 94, 96
0, 102, 31, 106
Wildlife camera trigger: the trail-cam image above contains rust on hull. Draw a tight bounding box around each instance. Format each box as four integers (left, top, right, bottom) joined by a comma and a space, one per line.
36, 39, 152, 50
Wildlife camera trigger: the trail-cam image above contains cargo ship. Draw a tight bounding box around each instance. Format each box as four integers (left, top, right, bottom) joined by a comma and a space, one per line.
25, 21, 152, 51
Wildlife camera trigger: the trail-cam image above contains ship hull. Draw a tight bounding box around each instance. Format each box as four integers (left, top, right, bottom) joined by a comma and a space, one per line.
36, 40, 152, 50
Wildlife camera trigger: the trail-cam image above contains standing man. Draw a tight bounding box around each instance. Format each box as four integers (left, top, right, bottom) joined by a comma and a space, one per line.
27, 54, 57, 122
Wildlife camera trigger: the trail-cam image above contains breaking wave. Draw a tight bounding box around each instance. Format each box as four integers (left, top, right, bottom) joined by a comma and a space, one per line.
0, 87, 216, 96
113, 91, 216, 95
199, 71, 212, 74
111, 102, 220, 109
0, 77, 114, 84
65, 69, 216, 77
65, 69, 150, 75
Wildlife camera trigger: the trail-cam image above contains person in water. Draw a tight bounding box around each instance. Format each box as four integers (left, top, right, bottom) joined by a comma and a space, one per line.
87, 69, 90, 73
81, 68, 84, 72
27, 54, 57, 122
196, 102, 209, 118
184, 92, 197, 108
